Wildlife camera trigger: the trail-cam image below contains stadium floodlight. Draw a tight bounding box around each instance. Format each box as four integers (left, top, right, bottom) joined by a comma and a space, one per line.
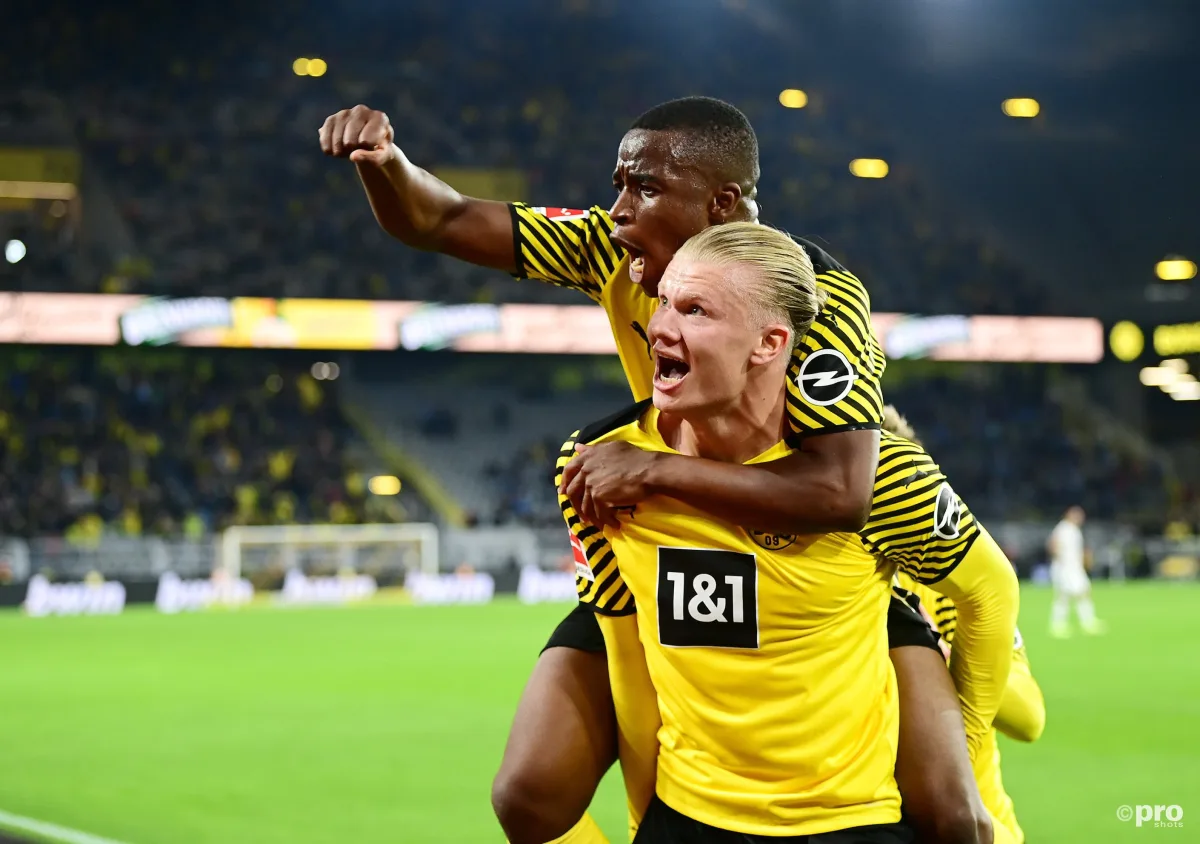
1156, 258, 1197, 281
1161, 358, 1189, 374
1002, 98, 1040, 118
1139, 366, 1173, 387
5, 239, 25, 264
307, 58, 328, 77
293, 58, 310, 76
849, 159, 889, 179
778, 89, 808, 109
1168, 380, 1200, 401
220, 522, 439, 580
368, 475, 402, 496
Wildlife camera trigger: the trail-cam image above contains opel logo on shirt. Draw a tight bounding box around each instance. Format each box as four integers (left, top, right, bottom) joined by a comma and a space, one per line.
933, 482, 963, 541
797, 349, 857, 406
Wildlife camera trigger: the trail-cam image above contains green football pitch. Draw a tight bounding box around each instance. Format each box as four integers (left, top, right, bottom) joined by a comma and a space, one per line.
1, 583, 1196, 843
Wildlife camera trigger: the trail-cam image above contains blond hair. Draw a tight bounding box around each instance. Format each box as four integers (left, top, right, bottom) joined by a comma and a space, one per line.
675, 222, 827, 351
882, 404, 921, 445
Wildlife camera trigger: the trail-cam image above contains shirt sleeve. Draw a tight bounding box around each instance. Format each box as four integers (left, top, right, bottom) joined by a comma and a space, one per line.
993, 641, 1046, 743
935, 527, 1020, 763
555, 430, 635, 616
868, 435, 1018, 762
510, 204, 626, 304
861, 436, 981, 584
785, 250, 885, 435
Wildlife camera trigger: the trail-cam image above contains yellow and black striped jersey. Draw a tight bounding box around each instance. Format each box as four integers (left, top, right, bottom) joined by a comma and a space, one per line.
863, 430, 981, 586
560, 421, 980, 619
556, 399, 900, 836
511, 203, 885, 434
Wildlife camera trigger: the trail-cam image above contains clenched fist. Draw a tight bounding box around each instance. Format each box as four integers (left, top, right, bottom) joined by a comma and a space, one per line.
319, 105, 396, 166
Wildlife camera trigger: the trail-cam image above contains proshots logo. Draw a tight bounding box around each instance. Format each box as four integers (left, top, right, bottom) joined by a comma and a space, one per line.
1117, 804, 1184, 829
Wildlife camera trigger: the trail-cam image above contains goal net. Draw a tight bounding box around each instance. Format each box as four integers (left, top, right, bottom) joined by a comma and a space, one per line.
219, 524, 439, 593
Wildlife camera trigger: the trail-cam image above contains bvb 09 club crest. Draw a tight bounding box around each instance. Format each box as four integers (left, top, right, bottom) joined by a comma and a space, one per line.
750, 531, 796, 551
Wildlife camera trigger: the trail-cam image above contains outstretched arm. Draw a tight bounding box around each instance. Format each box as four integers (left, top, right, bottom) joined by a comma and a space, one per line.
320, 105, 515, 270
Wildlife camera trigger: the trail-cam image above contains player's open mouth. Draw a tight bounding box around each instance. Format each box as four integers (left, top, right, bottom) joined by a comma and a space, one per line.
654, 352, 690, 390
629, 254, 646, 284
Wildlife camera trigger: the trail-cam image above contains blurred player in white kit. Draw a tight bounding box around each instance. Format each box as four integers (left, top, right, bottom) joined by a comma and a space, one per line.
1047, 506, 1106, 637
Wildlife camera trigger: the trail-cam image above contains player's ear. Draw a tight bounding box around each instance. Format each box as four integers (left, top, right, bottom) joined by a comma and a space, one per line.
711, 182, 743, 223
750, 324, 791, 367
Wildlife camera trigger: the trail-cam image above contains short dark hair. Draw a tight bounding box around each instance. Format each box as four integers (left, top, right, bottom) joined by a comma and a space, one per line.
629, 96, 760, 189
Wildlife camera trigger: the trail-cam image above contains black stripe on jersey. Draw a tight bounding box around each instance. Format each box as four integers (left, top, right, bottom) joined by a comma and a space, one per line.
784, 421, 881, 442
577, 399, 652, 445
521, 220, 583, 287
872, 466, 941, 500
585, 213, 621, 278
810, 307, 872, 365
815, 299, 874, 363
533, 213, 583, 267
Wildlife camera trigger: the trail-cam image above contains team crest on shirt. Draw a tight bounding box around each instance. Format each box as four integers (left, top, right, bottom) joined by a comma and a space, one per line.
932, 482, 963, 541
533, 207, 590, 221
750, 531, 796, 551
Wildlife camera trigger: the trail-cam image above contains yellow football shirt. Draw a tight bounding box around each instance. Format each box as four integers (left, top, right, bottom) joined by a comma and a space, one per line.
898, 574, 1032, 844
559, 401, 900, 837
510, 203, 885, 433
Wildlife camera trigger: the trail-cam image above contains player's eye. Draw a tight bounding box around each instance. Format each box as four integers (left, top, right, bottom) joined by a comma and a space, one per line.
687, 304, 705, 316
659, 295, 669, 307
640, 186, 658, 198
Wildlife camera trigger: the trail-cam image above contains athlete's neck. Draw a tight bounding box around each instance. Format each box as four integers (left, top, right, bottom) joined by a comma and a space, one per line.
658, 384, 788, 464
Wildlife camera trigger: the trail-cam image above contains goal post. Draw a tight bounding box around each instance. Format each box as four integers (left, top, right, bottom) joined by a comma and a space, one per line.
219, 523, 440, 582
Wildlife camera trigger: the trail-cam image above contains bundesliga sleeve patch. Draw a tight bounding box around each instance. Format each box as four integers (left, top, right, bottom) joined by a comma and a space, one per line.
532, 207, 590, 221
796, 349, 857, 406
570, 533, 595, 581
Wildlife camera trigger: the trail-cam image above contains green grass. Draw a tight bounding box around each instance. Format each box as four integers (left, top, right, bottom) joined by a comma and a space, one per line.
0, 584, 1197, 843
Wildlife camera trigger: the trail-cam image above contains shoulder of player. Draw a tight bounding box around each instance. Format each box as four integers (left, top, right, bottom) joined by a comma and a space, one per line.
574, 398, 653, 446
795, 237, 865, 293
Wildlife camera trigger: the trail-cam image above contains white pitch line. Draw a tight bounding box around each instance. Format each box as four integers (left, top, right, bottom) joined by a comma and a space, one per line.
0, 810, 132, 844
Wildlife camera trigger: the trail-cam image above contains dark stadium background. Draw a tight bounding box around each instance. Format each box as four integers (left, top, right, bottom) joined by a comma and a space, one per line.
0, 1, 1197, 843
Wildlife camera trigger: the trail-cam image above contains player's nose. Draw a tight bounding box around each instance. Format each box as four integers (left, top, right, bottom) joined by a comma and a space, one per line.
648, 306, 679, 344
608, 190, 633, 225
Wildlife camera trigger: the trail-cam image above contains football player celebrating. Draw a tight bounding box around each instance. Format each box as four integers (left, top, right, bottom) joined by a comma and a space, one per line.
320, 97, 1016, 843
562, 222, 912, 840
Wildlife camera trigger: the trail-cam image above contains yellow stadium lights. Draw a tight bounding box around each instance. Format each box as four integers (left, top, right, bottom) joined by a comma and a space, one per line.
1109, 321, 1144, 362
368, 475, 402, 496
779, 89, 809, 109
307, 58, 328, 78
1002, 98, 1040, 118
1156, 258, 1197, 281
849, 159, 889, 179
293, 58, 310, 76
1139, 366, 1172, 387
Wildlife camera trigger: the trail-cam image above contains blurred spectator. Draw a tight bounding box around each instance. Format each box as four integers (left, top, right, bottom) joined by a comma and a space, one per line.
0, 348, 373, 538
3, 0, 1048, 315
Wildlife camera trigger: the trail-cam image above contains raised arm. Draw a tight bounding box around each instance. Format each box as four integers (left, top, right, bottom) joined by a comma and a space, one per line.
319, 105, 516, 271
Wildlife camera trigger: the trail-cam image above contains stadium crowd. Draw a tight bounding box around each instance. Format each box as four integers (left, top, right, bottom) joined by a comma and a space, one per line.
7, 0, 1048, 315
0, 349, 372, 540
